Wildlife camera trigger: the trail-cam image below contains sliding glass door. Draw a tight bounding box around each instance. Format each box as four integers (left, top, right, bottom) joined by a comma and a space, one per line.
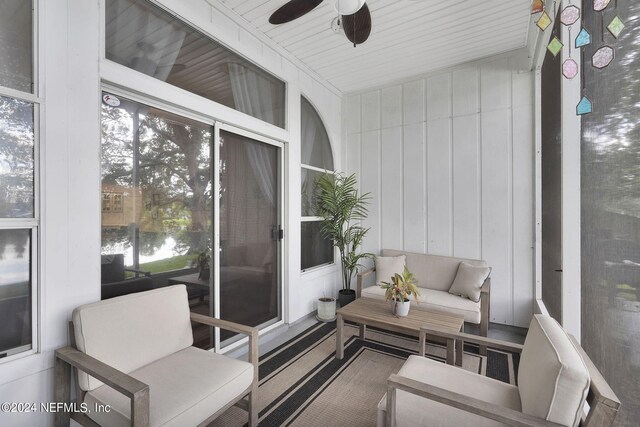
217, 128, 282, 344
101, 93, 282, 351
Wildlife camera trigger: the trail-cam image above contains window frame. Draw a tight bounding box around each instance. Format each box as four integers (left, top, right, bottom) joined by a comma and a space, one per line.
300, 97, 336, 273
99, 84, 287, 354
0, 0, 40, 362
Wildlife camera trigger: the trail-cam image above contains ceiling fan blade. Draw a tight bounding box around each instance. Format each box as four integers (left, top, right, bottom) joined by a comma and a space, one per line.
269, 0, 324, 25
342, 3, 371, 45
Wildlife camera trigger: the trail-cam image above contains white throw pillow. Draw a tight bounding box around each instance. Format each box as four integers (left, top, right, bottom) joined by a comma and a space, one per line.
448, 262, 491, 302
375, 255, 406, 285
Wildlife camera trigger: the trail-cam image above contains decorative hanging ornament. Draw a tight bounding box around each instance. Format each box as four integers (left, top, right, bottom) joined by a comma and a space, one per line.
576, 96, 593, 115
592, 46, 614, 68
562, 58, 579, 79
537, 11, 553, 31
560, 5, 581, 25
532, 0, 545, 14
607, 16, 625, 38
593, 0, 611, 12
547, 37, 564, 57
575, 28, 592, 47
334, 0, 365, 15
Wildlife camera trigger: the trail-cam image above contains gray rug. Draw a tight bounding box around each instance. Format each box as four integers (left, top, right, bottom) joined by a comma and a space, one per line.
210, 322, 518, 427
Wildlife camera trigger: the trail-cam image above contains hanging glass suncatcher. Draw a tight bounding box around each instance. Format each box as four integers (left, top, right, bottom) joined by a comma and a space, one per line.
532, 0, 545, 14
576, 96, 593, 115
607, 16, 625, 38
593, 0, 611, 12
592, 46, 614, 68
563, 58, 579, 79
591, 0, 621, 69
537, 11, 553, 30
548, 37, 564, 57
533, 0, 555, 32
575, 28, 591, 47
559, 2, 580, 79
560, 5, 580, 25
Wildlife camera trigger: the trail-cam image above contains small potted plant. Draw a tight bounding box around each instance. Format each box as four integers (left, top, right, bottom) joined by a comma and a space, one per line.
380, 266, 420, 317
196, 250, 210, 281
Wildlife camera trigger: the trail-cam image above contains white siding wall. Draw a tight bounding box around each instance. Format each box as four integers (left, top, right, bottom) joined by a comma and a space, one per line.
343, 54, 535, 327
0, 1, 341, 425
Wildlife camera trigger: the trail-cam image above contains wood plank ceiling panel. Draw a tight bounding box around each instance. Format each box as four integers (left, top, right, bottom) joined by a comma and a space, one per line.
214, 0, 532, 92
294, 1, 525, 64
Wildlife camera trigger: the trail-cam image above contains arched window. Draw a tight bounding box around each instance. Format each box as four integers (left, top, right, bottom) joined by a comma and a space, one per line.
301, 96, 334, 270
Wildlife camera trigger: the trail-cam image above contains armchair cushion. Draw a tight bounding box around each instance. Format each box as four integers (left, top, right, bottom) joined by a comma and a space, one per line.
375, 255, 406, 285
378, 355, 521, 427
73, 285, 194, 391
84, 346, 254, 427
518, 315, 590, 427
448, 262, 491, 302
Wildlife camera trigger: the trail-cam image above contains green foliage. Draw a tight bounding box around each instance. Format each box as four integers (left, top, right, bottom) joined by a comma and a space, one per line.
316, 172, 372, 290
137, 254, 194, 274
380, 266, 421, 303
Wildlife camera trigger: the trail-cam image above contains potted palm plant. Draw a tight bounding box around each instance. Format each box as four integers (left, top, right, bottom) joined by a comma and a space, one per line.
380, 266, 420, 317
316, 173, 372, 307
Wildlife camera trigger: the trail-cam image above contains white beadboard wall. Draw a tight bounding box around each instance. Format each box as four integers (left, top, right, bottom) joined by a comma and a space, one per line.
344, 54, 535, 327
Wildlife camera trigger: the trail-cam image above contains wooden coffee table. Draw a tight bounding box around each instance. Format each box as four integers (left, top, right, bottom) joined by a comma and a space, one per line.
335, 297, 465, 365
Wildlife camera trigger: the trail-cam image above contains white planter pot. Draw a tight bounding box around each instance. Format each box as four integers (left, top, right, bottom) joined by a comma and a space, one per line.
391, 300, 411, 317
317, 298, 337, 322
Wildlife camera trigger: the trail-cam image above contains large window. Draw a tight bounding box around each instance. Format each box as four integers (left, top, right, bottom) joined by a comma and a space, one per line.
101, 93, 212, 281
101, 93, 283, 349
581, 1, 640, 424
0, 0, 37, 359
301, 97, 334, 270
105, 0, 286, 128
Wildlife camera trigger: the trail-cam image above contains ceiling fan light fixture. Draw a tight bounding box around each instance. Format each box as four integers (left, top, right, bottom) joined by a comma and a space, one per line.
331, 16, 342, 33
334, 0, 365, 15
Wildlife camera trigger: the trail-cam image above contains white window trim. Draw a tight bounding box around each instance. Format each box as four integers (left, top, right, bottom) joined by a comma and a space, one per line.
99, 86, 287, 354
0, 0, 40, 362
300, 125, 336, 271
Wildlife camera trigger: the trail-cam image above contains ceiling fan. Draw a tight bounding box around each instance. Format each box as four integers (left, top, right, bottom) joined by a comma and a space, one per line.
269, 0, 372, 46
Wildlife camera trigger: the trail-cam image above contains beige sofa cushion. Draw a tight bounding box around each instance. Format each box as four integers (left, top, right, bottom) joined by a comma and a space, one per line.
73, 285, 193, 391
381, 249, 486, 291
375, 255, 406, 285
518, 315, 590, 427
84, 346, 254, 427
448, 262, 491, 302
377, 355, 521, 427
361, 287, 481, 324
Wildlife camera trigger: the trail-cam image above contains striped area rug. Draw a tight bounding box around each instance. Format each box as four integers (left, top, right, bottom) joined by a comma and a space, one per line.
210, 321, 518, 427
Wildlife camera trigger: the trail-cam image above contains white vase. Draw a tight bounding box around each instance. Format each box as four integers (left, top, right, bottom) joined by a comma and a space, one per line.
317, 298, 337, 322
391, 299, 411, 317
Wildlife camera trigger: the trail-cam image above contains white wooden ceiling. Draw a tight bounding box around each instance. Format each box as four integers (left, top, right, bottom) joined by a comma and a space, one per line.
215, 0, 533, 92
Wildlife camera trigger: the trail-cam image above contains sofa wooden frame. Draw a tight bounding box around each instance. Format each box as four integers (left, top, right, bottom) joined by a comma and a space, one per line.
54, 313, 259, 427
385, 326, 621, 427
